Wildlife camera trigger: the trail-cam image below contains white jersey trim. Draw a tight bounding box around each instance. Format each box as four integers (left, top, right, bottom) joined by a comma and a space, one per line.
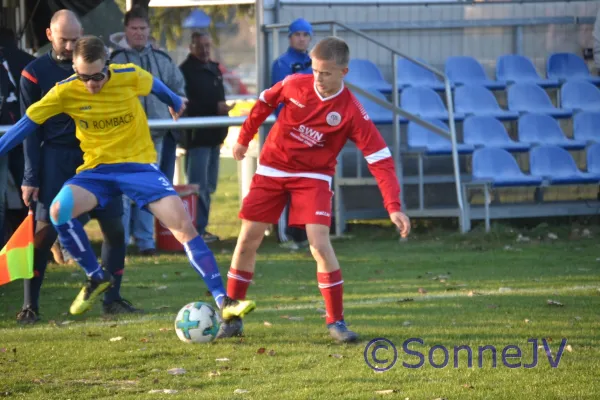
256, 165, 332, 187
313, 81, 345, 102
365, 147, 392, 164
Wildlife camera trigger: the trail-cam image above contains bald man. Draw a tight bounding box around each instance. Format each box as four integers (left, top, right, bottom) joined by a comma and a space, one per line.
17, 10, 138, 324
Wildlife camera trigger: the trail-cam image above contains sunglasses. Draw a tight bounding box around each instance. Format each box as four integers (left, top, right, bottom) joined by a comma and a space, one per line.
75, 66, 108, 82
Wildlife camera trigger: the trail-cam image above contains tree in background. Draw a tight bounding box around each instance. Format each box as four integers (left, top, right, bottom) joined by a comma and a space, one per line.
113, 0, 254, 50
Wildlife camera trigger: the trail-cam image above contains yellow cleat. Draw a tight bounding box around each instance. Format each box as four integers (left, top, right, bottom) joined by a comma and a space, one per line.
70, 276, 113, 315
221, 296, 256, 320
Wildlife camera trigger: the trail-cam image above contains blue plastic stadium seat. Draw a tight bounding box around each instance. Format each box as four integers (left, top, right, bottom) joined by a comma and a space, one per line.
518, 113, 586, 150
445, 56, 506, 90
560, 80, 600, 112
472, 147, 543, 187
547, 52, 600, 85
345, 59, 393, 94
352, 88, 394, 124
574, 111, 600, 143
455, 85, 519, 120
396, 58, 446, 91
507, 83, 572, 119
407, 118, 474, 155
464, 116, 530, 152
586, 143, 600, 174
531, 145, 600, 184
496, 54, 561, 88
401, 86, 465, 121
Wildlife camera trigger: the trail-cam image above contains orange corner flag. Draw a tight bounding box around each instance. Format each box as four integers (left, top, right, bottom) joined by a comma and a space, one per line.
0, 211, 34, 286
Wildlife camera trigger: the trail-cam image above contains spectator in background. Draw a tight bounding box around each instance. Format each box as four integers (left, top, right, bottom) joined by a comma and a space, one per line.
179, 31, 233, 243
0, 28, 35, 248
269, 18, 313, 250
110, 6, 185, 255
17, 10, 136, 323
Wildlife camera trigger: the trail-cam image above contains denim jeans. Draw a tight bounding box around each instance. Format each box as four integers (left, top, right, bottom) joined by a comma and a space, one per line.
122, 137, 164, 251
0, 155, 8, 247
185, 145, 220, 235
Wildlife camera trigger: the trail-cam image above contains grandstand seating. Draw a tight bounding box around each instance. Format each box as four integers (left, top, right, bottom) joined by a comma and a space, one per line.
396, 57, 446, 91
507, 83, 572, 118
463, 116, 530, 152
497, 54, 561, 88
547, 53, 600, 85
561, 80, 600, 112
518, 113, 586, 150
353, 89, 395, 124
345, 59, 393, 93
401, 86, 465, 121
530, 145, 600, 184
586, 143, 600, 174
445, 56, 506, 90
407, 119, 474, 155
471, 147, 543, 187
454, 85, 519, 120
573, 111, 600, 143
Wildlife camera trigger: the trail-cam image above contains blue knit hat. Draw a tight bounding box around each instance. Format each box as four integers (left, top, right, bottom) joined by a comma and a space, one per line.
288, 18, 313, 37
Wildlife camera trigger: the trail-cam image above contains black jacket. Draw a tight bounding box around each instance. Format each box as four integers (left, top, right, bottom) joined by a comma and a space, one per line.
179, 55, 228, 148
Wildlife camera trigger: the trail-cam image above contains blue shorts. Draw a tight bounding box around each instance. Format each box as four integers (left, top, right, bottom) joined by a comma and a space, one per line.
37, 145, 122, 222
64, 163, 176, 211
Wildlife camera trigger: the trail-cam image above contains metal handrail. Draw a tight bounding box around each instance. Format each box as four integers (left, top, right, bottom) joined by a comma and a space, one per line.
264, 19, 466, 232
264, 20, 443, 78
0, 115, 277, 134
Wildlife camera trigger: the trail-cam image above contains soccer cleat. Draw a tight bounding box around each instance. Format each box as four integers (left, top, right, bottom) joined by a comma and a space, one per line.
70, 274, 114, 315
202, 232, 220, 243
103, 298, 144, 315
16, 306, 40, 324
327, 320, 359, 343
215, 316, 244, 339
221, 296, 256, 320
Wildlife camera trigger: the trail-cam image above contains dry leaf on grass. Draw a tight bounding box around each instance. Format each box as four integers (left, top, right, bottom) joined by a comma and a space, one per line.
109, 336, 124, 342
156, 286, 168, 291
148, 389, 178, 394
159, 328, 171, 332
166, 368, 186, 375
268, 350, 276, 356
140, 338, 149, 343
418, 288, 427, 294
208, 371, 220, 378
263, 321, 272, 327
547, 299, 564, 307
487, 304, 498, 309
566, 345, 573, 352
257, 348, 266, 354
329, 354, 343, 359
374, 389, 397, 394
398, 298, 413, 303
234, 389, 249, 394
403, 321, 411, 327
215, 358, 230, 362
463, 384, 475, 389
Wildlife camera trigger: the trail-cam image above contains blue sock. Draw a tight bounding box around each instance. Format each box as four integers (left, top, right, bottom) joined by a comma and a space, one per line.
55, 219, 104, 280
184, 235, 226, 308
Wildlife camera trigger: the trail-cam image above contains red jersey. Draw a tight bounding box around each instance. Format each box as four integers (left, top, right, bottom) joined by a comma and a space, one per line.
238, 74, 401, 213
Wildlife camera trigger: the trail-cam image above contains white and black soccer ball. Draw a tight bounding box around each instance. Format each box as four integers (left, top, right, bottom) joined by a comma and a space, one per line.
174, 302, 220, 344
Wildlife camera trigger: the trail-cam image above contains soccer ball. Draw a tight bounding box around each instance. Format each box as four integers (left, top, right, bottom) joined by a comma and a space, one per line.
174, 302, 221, 344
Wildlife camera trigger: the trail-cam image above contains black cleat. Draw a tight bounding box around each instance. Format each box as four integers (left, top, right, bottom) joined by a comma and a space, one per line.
215, 317, 244, 339
16, 306, 40, 324
103, 298, 144, 315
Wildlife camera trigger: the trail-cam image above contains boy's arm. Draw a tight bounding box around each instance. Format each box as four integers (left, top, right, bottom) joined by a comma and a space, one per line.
237, 78, 288, 146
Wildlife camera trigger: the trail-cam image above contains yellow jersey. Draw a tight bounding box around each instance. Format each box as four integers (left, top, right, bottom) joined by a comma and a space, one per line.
26, 63, 157, 173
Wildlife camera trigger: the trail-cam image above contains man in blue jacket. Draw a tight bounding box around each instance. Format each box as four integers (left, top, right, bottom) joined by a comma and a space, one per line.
16, 10, 136, 324
270, 18, 313, 249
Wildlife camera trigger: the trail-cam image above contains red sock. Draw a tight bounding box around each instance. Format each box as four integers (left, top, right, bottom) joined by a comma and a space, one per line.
227, 268, 254, 300
317, 269, 344, 325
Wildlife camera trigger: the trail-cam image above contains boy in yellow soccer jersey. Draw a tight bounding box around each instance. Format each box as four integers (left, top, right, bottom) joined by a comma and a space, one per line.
0, 36, 254, 330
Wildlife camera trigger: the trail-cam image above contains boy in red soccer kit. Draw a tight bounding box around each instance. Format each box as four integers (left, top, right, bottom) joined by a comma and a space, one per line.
218, 37, 410, 343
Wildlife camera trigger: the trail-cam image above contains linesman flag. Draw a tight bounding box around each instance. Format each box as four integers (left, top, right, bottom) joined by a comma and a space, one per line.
0, 211, 34, 286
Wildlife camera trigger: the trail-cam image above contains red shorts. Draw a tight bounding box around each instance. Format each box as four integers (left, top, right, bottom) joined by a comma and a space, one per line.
239, 174, 334, 228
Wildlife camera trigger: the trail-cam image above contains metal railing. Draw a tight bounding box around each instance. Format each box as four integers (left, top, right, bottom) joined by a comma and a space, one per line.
0, 115, 276, 134
263, 20, 466, 234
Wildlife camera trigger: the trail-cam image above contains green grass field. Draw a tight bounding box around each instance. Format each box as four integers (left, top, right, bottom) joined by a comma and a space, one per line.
1, 159, 599, 399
